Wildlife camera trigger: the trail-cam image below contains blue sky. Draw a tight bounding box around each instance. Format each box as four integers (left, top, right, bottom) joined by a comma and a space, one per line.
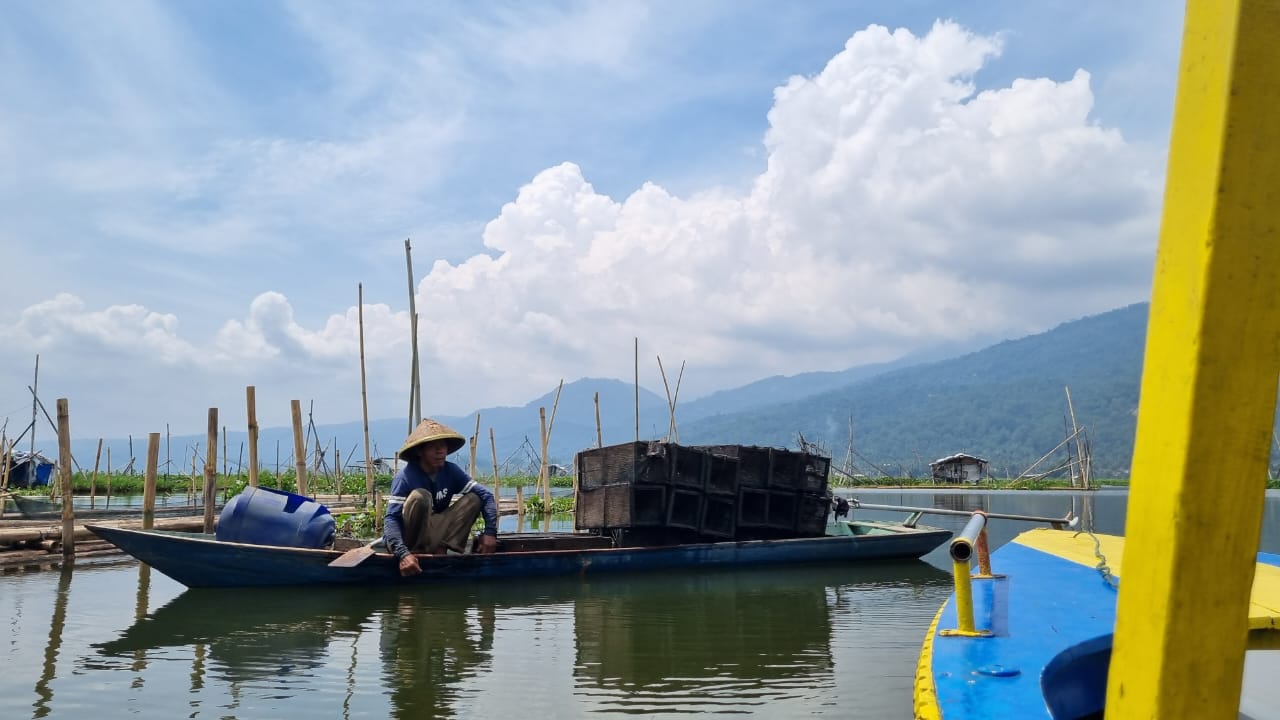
0, 1, 1184, 439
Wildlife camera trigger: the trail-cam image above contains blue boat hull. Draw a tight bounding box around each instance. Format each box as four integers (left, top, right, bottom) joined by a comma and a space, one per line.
87, 521, 952, 588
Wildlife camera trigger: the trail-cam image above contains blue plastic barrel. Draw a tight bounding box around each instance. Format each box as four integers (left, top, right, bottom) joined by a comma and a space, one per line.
216, 486, 336, 549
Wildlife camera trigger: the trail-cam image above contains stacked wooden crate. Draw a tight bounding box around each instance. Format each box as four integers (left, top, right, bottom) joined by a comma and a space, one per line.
575, 441, 831, 541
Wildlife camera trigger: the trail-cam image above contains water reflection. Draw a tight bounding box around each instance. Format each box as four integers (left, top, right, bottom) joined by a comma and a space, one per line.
89, 560, 948, 718
572, 562, 947, 714
33, 566, 72, 719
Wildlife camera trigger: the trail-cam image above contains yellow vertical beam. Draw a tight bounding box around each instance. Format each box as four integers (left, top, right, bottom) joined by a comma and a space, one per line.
1109, 1, 1280, 718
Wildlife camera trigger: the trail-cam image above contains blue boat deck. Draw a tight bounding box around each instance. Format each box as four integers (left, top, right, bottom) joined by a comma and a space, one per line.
916, 529, 1280, 719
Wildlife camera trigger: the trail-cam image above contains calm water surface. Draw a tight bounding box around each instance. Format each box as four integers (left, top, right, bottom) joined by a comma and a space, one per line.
3, 489, 1279, 719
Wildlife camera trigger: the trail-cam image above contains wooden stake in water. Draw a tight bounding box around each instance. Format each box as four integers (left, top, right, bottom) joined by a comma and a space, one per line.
143, 433, 159, 530
335, 446, 342, 500
90, 438, 102, 509
56, 398, 74, 561
469, 414, 481, 478
357, 283, 375, 504
291, 399, 309, 497
490, 427, 500, 506
246, 386, 260, 487
203, 409, 218, 533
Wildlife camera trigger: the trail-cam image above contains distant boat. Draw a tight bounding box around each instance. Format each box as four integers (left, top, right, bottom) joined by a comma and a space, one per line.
3, 451, 55, 489
87, 518, 951, 589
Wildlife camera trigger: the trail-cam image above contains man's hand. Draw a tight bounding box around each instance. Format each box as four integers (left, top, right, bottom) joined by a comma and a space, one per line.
476, 534, 498, 554
398, 554, 422, 576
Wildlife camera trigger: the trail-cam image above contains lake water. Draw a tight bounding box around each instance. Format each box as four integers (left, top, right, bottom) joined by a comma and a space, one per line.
3, 488, 1278, 719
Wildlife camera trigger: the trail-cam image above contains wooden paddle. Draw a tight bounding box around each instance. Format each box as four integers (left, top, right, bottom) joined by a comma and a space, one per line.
328, 540, 379, 568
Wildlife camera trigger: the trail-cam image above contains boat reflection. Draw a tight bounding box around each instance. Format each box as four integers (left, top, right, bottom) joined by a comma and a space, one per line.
91, 560, 948, 718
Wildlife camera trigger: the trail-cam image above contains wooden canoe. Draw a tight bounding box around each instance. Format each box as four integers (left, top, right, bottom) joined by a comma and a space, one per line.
87, 519, 951, 588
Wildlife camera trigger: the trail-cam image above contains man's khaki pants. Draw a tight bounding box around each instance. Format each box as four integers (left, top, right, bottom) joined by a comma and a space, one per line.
401, 489, 481, 554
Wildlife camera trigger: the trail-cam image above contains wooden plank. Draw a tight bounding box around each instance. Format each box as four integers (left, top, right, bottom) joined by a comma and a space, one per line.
1108, 1, 1280, 717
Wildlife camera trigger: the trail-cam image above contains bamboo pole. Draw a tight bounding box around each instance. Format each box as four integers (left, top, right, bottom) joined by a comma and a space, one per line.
221, 425, 228, 479
246, 386, 260, 487
657, 356, 685, 442
469, 414, 481, 478
291, 400, 309, 497
335, 446, 342, 500
203, 409, 218, 533
30, 355, 38, 462
90, 439, 103, 510
489, 427, 500, 505
56, 399, 74, 560
106, 447, 113, 506
539, 407, 549, 509
1064, 386, 1082, 489
594, 392, 602, 448
187, 448, 196, 503
0, 438, 12, 496
405, 239, 421, 432
358, 283, 375, 505
633, 338, 639, 442
143, 433, 159, 530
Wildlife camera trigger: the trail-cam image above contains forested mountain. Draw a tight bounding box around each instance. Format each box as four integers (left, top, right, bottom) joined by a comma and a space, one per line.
52, 303, 1158, 478
678, 303, 1149, 478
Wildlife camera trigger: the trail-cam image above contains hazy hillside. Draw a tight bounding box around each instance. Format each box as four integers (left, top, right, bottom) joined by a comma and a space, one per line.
41, 304, 1157, 479
678, 303, 1149, 477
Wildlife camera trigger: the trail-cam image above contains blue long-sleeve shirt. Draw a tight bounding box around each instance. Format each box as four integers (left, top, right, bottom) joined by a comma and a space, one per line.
383, 460, 498, 559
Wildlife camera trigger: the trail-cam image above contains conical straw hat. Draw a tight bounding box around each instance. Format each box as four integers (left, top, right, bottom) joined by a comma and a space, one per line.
398, 418, 466, 459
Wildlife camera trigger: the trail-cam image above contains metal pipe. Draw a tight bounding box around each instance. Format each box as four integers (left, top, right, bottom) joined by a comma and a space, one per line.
950, 512, 987, 563
849, 500, 1076, 528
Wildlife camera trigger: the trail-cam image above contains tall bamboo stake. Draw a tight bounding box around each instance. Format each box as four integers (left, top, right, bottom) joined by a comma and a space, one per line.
291, 400, 309, 496
539, 407, 549, 508
633, 338, 639, 442
56, 399, 73, 560
594, 392, 602, 448
489, 427, 500, 505
335, 445, 342, 499
469, 414, 481, 478
358, 283, 376, 502
203, 409, 218, 533
143, 433, 159, 530
90, 439, 103, 510
357, 283, 375, 504
246, 386, 260, 487
656, 356, 685, 442
221, 425, 228, 478
0, 439, 12, 495
30, 355, 39, 462
405, 239, 421, 431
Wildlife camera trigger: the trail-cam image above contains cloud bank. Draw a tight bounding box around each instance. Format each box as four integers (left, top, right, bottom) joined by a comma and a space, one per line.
0, 19, 1164, 438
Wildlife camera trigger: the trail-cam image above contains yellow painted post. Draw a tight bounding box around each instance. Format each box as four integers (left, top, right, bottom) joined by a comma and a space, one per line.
1109, 1, 1280, 717
951, 558, 975, 634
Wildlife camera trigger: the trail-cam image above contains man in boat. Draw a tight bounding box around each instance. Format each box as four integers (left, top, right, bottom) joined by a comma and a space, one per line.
384, 418, 500, 576
833, 495, 850, 519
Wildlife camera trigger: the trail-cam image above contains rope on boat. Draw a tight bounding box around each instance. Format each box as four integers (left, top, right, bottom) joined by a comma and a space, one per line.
1078, 528, 1119, 590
